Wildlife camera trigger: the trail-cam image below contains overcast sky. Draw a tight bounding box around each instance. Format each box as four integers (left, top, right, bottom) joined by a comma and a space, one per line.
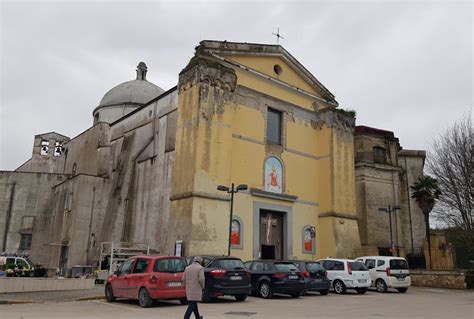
0, 0, 472, 170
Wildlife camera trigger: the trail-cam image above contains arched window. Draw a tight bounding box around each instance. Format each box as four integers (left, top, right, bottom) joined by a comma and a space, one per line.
302, 225, 316, 254
230, 216, 243, 249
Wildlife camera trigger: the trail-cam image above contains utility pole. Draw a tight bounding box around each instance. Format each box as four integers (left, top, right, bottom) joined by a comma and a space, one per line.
217, 183, 248, 256
378, 205, 401, 256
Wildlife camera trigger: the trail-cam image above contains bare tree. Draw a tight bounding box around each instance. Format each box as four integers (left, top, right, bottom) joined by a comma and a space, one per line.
427, 111, 473, 239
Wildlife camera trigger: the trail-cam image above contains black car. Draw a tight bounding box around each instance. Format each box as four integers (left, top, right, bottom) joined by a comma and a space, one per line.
187, 255, 251, 302
244, 260, 305, 298
288, 260, 330, 295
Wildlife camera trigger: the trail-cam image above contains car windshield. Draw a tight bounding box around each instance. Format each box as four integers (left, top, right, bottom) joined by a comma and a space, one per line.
212, 259, 245, 270
349, 262, 368, 271
274, 263, 299, 272
390, 259, 409, 270
306, 262, 324, 272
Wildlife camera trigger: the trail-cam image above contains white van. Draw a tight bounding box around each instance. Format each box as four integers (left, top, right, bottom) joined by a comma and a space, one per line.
356, 256, 410, 293
0, 256, 33, 270
317, 258, 371, 294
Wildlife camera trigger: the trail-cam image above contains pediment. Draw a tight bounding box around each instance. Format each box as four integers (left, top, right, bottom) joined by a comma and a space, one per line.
198, 41, 337, 105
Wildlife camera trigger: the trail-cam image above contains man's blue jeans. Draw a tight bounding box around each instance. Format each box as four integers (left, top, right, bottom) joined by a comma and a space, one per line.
184, 300, 201, 319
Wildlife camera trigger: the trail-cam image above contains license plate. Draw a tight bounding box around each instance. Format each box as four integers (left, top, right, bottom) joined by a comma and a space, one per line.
397, 277, 405, 281
288, 275, 298, 279
167, 281, 182, 287
358, 279, 367, 283
230, 276, 242, 281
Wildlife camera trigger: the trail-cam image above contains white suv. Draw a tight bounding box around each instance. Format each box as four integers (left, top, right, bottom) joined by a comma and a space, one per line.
317, 258, 371, 294
356, 256, 410, 293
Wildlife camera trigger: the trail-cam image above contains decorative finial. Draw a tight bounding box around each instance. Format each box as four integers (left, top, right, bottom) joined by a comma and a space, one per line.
136, 62, 148, 80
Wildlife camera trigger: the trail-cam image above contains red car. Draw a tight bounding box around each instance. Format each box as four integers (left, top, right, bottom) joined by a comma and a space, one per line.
105, 255, 187, 307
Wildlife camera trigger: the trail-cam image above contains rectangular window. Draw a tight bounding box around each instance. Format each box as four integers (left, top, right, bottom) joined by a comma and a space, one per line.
373, 147, 387, 164
19, 234, 32, 250
267, 108, 282, 145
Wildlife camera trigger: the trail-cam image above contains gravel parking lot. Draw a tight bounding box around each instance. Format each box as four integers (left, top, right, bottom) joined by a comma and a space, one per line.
1, 287, 473, 319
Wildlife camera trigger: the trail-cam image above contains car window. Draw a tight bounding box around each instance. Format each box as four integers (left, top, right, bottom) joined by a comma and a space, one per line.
154, 258, 186, 273
120, 258, 135, 274
350, 262, 368, 271
244, 261, 252, 269
263, 263, 272, 271
322, 260, 333, 270
16, 258, 29, 269
274, 263, 299, 272
132, 258, 149, 274
377, 260, 386, 267
306, 262, 324, 272
202, 257, 213, 267
333, 261, 345, 271
365, 259, 376, 269
212, 259, 245, 270
6, 257, 15, 265
251, 262, 264, 271
390, 259, 408, 270
293, 262, 305, 272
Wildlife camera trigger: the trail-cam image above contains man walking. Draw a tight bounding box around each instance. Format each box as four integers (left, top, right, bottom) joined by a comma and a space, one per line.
183, 256, 205, 319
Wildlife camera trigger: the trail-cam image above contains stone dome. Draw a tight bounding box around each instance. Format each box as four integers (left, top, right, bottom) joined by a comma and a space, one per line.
93, 62, 165, 124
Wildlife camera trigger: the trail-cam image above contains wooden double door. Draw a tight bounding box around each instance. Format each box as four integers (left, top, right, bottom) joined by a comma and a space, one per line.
259, 210, 284, 260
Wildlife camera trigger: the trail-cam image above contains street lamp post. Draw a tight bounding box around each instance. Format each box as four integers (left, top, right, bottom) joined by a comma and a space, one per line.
378, 205, 401, 256
217, 183, 248, 256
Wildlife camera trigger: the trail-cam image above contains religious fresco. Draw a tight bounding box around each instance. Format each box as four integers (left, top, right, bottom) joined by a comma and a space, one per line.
231, 219, 241, 246
265, 156, 283, 193
304, 228, 312, 252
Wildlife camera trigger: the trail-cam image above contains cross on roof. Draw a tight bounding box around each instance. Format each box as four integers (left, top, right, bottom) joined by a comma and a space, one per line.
272, 27, 284, 44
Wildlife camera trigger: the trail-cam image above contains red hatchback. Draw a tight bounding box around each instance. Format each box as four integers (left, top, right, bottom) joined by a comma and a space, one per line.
105, 255, 187, 307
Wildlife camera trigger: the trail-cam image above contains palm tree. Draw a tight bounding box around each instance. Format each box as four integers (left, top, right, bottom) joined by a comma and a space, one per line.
411, 176, 441, 269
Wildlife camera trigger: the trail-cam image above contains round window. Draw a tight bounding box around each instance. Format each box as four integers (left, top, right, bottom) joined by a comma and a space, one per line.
273, 64, 283, 75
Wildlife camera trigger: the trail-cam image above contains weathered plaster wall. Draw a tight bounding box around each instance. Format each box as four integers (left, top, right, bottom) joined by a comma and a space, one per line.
0, 171, 68, 256
399, 150, 426, 253
31, 174, 109, 270
98, 89, 178, 255
61, 123, 110, 177
354, 131, 426, 256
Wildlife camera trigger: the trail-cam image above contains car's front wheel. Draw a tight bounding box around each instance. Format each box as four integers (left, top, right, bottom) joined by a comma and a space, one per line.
356, 287, 367, 294
375, 279, 388, 293
333, 280, 346, 294
259, 281, 273, 299
396, 288, 408, 293
138, 287, 153, 308
105, 284, 116, 302
234, 294, 248, 302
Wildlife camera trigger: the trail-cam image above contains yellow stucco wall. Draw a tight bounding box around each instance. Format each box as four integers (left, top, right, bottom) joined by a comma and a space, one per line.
225, 55, 321, 97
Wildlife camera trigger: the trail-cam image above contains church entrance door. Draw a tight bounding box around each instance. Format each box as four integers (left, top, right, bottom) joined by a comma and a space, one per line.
259, 210, 284, 260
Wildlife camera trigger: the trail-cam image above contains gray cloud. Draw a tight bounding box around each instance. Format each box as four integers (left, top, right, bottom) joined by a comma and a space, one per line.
1, 0, 472, 170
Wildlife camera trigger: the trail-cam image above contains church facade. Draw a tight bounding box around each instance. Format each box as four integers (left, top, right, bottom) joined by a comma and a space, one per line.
0, 41, 425, 274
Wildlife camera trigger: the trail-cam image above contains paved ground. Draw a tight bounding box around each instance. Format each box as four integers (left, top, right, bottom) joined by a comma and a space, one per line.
0, 287, 473, 319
